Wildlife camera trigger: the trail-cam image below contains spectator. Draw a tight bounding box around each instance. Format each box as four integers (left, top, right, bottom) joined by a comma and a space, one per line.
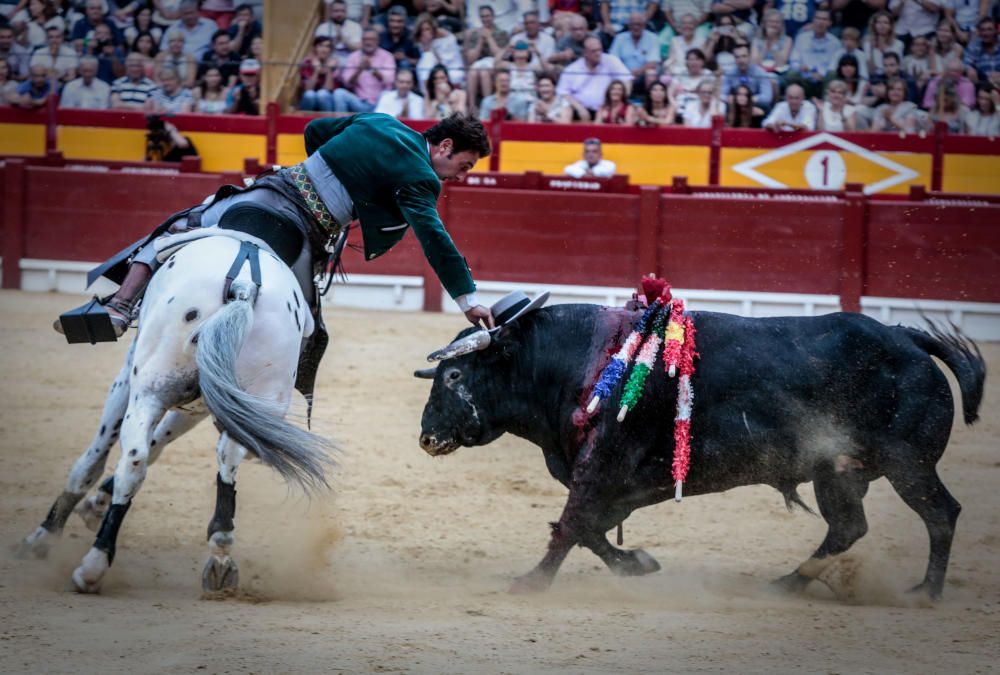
682, 77, 724, 126
773, 0, 818, 38
564, 137, 617, 177
59, 54, 110, 108
478, 67, 531, 120
881, 51, 919, 101
155, 29, 197, 87
508, 40, 539, 98
510, 10, 556, 70
596, 78, 637, 123
946, 0, 983, 43
668, 46, 712, 110
30, 25, 77, 85
817, 78, 857, 130
871, 77, 919, 131
963, 17, 1000, 87
227, 3, 261, 58
15, 62, 52, 108
902, 34, 935, 90
932, 19, 962, 65
763, 82, 817, 130
153, 0, 183, 25
160, 0, 218, 57
147, 65, 194, 112
863, 10, 905, 76
556, 36, 633, 117
200, 0, 236, 30
11, 0, 65, 50
708, 0, 754, 34
830, 26, 870, 80
831, 0, 884, 35
198, 28, 240, 86
0, 57, 18, 104
335, 28, 394, 113
527, 73, 575, 122
550, 0, 583, 38
338, 0, 375, 26
85, 22, 126, 84
827, 53, 867, 104
465, 0, 521, 33
889, 0, 942, 47
422, 0, 462, 33
227, 57, 259, 114
658, 0, 711, 50
374, 67, 425, 118
610, 11, 659, 78
192, 64, 230, 113
929, 80, 966, 131
664, 13, 705, 74
111, 51, 156, 109
130, 30, 159, 80
70, 0, 121, 54
751, 8, 792, 75
299, 36, 338, 112
0, 24, 32, 80
703, 13, 741, 71
316, 0, 361, 60
423, 63, 467, 118
599, 0, 656, 37
146, 118, 197, 161
549, 13, 589, 68
788, 7, 841, 98
464, 4, 510, 107
249, 34, 262, 62
414, 13, 464, 90
124, 5, 163, 48
923, 56, 976, 107
636, 79, 676, 125
725, 83, 764, 127
380, 5, 419, 70
722, 42, 773, 110
963, 82, 1000, 136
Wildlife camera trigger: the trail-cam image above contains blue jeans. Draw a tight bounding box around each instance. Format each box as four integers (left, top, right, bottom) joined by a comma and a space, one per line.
300, 89, 334, 112
332, 88, 375, 113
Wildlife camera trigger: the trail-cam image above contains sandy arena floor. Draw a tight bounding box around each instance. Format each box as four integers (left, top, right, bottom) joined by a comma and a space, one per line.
0, 290, 997, 674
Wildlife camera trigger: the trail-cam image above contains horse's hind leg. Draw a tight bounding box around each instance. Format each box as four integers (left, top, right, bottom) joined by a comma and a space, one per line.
202, 432, 245, 593
774, 466, 869, 596
75, 409, 206, 531
16, 352, 133, 559
71, 395, 165, 593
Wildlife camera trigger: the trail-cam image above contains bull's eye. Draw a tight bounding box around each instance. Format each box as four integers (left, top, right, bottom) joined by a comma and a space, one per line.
446, 368, 462, 383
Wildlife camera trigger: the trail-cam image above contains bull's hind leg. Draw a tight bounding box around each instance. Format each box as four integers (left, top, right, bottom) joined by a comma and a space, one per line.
202, 432, 245, 593
16, 351, 133, 559
72, 395, 166, 593
774, 468, 869, 595
884, 465, 960, 600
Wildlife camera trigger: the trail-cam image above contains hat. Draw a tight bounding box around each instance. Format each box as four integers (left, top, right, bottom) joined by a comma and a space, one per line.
488, 290, 550, 334
240, 59, 260, 74
513, 40, 530, 50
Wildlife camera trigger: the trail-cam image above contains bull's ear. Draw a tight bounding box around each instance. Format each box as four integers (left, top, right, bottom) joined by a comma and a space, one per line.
413, 367, 437, 379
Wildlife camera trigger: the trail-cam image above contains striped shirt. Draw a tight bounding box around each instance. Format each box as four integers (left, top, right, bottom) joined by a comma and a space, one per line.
111, 76, 158, 107
148, 86, 195, 113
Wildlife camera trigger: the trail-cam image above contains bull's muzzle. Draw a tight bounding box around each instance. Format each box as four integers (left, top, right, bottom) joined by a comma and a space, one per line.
419, 433, 458, 456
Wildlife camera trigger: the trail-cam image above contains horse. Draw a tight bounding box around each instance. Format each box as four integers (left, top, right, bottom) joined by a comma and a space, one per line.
16, 234, 334, 593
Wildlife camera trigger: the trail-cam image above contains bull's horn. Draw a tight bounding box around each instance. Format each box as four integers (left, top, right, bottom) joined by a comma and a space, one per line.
426, 330, 492, 362
413, 367, 437, 379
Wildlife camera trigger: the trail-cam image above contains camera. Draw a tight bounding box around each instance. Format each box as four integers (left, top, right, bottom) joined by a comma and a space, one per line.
145, 114, 169, 161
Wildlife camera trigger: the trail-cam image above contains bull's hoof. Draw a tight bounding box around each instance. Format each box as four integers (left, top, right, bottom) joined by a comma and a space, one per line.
610, 548, 661, 577
771, 571, 812, 594
509, 569, 553, 595
907, 580, 942, 602
202, 555, 240, 593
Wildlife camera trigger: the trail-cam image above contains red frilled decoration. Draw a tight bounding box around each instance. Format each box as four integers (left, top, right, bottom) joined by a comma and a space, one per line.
672, 314, 698, 501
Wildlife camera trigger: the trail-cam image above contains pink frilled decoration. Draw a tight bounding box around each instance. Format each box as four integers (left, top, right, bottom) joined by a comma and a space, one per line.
672, 315, 698, 501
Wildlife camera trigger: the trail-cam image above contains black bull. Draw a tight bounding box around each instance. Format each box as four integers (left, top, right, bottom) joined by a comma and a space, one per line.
416, 306, 985, 599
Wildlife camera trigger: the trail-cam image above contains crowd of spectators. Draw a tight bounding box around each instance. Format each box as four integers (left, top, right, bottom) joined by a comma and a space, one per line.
293, 0, 1000, 136
0, 0, 263, 114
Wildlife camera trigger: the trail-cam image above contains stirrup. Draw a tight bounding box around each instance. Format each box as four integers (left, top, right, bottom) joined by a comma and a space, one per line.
53, 297, 133, 343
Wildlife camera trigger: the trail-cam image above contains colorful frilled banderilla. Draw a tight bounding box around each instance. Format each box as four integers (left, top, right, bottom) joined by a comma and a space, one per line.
586, 297, 664, 414
616, 302, 669, 422
672, 312, 697, 501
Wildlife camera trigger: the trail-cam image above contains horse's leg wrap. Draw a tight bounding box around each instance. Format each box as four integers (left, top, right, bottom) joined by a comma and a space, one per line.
93, 502, 131, 565
203, 434, 245, 592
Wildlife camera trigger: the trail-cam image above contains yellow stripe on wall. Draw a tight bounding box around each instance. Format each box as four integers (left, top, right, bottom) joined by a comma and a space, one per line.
942, 154, 1000, 194
277, 133, 306, 167
183, 132, 266, 172
59, 126, 146, 161
499, 140, 710, 185
0, 123, 45, 156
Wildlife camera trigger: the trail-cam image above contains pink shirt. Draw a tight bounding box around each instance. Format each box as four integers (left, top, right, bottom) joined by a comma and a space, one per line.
340, 48, 396, 104
922, 76, 976, 110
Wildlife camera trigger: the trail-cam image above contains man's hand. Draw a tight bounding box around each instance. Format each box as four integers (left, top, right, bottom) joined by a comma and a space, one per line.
464, 305, 495, 329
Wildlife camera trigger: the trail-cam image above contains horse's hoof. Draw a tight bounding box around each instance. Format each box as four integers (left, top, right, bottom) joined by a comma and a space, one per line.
612, 548, 661, 577
509, 570, 552, 595
13, 527, 51, 559
75, 497, 107, 532
202, 555, 240, 593
771, 571, 812, 594
71, 566, 103, 594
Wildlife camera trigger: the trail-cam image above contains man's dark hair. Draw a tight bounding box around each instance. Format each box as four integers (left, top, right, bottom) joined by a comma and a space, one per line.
883, 50, 900, 63
977, 16, 996, 28
211, 29, 229, 43
423, 114, 491, 158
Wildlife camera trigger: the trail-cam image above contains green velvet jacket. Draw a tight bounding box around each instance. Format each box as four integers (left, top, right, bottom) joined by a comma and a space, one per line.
304, 113, 475, 299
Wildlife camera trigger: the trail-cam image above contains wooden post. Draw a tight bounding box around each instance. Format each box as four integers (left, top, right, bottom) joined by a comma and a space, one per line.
708, 115, 723, 186
46, 94, 58, 154
931, 120, 945, 192
637, 186, 661, 277
266, 101, 279, 166
488, 108, 503, 172
839, 184, 866, 313
3, 159, 26, 289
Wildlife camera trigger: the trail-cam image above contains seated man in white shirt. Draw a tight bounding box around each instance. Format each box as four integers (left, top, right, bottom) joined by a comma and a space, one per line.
763, 83, 817, 132
564, 137, 617, 178
59, 55, 110, 109
374, 68, 425, 119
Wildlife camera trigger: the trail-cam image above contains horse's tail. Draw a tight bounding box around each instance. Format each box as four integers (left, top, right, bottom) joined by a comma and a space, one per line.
195, 280, 332, 493
902, 322, 986, 426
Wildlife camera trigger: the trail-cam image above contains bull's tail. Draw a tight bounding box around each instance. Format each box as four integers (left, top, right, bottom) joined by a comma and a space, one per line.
195, 280, 333, 493
902, 322, 986, 426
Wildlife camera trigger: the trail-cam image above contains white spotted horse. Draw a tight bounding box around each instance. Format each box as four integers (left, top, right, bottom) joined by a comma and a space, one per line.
17, 209, 334, 593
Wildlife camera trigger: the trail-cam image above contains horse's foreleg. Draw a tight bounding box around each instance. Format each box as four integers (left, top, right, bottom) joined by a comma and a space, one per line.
16, 350, 133, 559
202, 433, 245, 593
75, 409, 206, 531
72, 395, 165, 593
